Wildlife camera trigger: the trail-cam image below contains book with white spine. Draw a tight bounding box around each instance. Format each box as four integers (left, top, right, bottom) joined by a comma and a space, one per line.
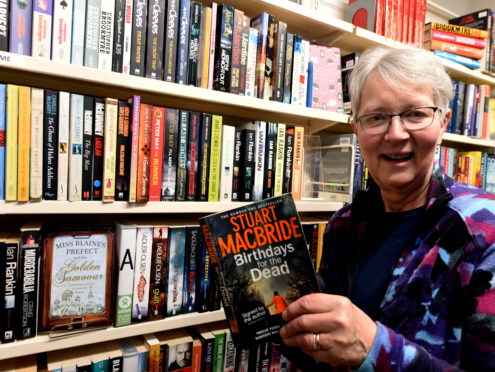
219, 125, 235, 202
71, 0, 86, 65
131, 225, 153, 322
68, 94, 84, 201
57, 91, 70, 201
31, 0, 53, 59
30, 88, 44, 201
98, 0, 115, 71
245, 28, 258, 98
122, 0, 134, 74
52, 0, 73, 64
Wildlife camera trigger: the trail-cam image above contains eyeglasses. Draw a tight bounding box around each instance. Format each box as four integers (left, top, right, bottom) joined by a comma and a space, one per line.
354, 106, 440, 134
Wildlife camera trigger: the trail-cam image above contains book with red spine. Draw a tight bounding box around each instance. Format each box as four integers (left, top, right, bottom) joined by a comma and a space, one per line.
136, 103, 153, 203
148, 106, 165, 202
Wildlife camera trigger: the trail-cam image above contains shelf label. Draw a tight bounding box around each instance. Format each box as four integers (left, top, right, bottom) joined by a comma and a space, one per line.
0, 52, 26, 67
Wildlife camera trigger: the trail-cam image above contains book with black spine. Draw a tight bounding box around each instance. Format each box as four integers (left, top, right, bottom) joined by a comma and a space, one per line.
197, 113, 212, 201
145, 0, 166, 79
240, 124, 256, 201
92, 97, 105, 200
186, 111, 201, 201
82, 96, 95, 200
272, 21, 287, 102
161, 108, 179, 201
43, 90, 59, 200
229, 8, 244, 94
262, 122, 277, 199
115, 100, 132, 201
164, 0, 180, 82
175, 110, 189, 201
176, 0, 191, 85
130, 0, 148, 76
231, 126, 243, 201
212, 4, 234, 92
187, 1, 202, 86
112, 0, 126, 72
282, 33, 294, 104
0, 233, 20, 343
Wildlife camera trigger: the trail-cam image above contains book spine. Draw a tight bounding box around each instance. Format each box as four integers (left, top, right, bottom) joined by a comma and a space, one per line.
145, 0, 165, 79
56, 91, 70, 201
167, 227, 187, 316
71, 0, 86, 65
231, 127, 242, 201
273, 22, 287, 102
291, 35, 302, 105
9, 0, 32, 55
197, 113, 211, 201
187, 1, 202, 86
130, 0, 147, 76
183, 226, 200, 313
297, 40, 310, 107
186, 111, 201, 201
222, 332, 236, 372
98, 0, 115, 70
115, 100, 132, 201
262, 122, 277, 199
148, 106, 165, 202
245, 28, 258, 98
132, 226, 153, 322
291, 126, 304, 200
82, 96, 94, 200
426, 39, 484, 60
274, 123, 286, 196
115, 222, 137, 327
102, 98, 118, 201
30, 87, 44, 201
251, 13, 269, 99
136, 103, 153, 202
229, 9, 244, 94
1, 238, 19, 342
161, 108, 179, 201
198, 6, 211, 89
219, 125, 235, 202
240, 128, 255, 201
263, 15, 276, 100
282, 129, 294, 194
6, 84, 18, 201
43, 89, 58, 200
282, 33, 294, 104
164, 0, 180, 82
17, 86, 30, 202
84, 0, 101, 68
212, 332, 226, 372
176, 110, 190, 201
428, 21, 489, 39
128, 95, 141, 202
112, 0, 126, 72
213, 4, 234, 92
207, 115, 223, 202
306, 61, 313, 107
0, 85, 5, 200
176, 0, 191, 85
92, 98, 105, 200
196, 237, 211, 312
68, 93, 84, 201
207, 2, 217, 90
0, 1, 8, 51
238, 15, 250, 95
148, 226, 168, 320
122, 0, 134, 74
52, 0, 73, 64
428, 29, 487, 49
252, 121, 266, 201
32, 0, 53, 59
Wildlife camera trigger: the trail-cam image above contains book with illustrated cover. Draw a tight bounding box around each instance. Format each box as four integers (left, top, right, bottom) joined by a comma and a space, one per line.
199, 193, 319, 347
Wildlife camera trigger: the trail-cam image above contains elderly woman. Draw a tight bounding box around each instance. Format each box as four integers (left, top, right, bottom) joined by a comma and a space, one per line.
280, 46, 495, 371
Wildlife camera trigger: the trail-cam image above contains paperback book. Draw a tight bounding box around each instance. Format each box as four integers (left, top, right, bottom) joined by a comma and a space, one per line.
199, 193, 319, 347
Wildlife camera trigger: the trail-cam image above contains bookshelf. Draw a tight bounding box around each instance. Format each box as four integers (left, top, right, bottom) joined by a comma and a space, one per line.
1, 0, 495, 365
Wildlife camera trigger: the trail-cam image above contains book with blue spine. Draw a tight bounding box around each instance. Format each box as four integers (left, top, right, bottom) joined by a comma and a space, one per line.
176, 0, 191, 85
183, 226, 201, 313
196, 237, 212, 312
84, 0, 101, 68
9, 0, 32, 55
0, 84, 5, 200
167, 226, 187, 316
433, 50, 481, 69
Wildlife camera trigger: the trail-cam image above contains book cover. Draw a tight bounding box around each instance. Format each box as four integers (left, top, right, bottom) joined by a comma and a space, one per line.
122, 0, 134, 74
115, 221, 137, 327
43, 89, 58, 200
131, 225, 153, 322
164, 0, 179, 82
6, 84, 18, 201
238, 14, 250, 95
183, 225, 201, 313
112, 0, 126, 72
32, 0, 53, 59
161, 108, 179, 201
0, 233, 20, 342
57, 91, 70, 201
199, 193, 320, 347
148, 106, 165, 202
68, 93, 84, 201
263, 122, 277, 199
167, 226, 187, 316
52, 0, 73, 64
212, 4, 234, 92
145, 0, 165, 79
245, 27, 259, 98
128, 95, 140, 202
71, 0, 86, 65
0, 1, 8, 51
130, 0, 147, 76
17, 85, 30, 202
102, 97, 119, 202
157, 329, 194, 372
186, 111, 201, 201
92, 97, 105, 200
187, 1, 202, 86
229, 8, 244, 94
136, 103, 153, 202
251, 12, 269, 99
149, 225, 168, 320
207, 114, 223, 202
9, 0, 32, 55
176, 110, 190, 201
115, 100, 132, 201
176, 0, 191, 85
30, 88, 43, 201
219, 124, 235, 202
98, 0, 115, 71
84, 0, 101, 68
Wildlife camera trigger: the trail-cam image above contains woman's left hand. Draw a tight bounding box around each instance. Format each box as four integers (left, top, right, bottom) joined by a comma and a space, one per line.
280, 293, 377, 368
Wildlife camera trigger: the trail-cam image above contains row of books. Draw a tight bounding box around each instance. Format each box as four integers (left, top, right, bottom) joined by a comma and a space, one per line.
1, 0, 344, 111
438, 146, 495, 192
5, 325, 297, 372
447, 81, 494, 139
0, 83, 311, 203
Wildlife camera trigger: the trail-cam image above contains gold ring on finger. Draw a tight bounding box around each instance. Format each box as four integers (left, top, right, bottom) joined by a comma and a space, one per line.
312, 332, 321, 352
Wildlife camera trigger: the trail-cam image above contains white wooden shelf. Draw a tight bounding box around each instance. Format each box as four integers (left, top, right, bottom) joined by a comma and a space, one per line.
0, 200, 344, 215
442, 133, 495, 150
0, 310, 226, 360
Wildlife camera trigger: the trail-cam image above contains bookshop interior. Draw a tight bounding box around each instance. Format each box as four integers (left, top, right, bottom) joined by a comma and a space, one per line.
1, 0, 495, 370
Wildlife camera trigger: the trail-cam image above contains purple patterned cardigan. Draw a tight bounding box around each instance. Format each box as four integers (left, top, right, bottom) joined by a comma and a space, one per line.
318, 170, 495, 371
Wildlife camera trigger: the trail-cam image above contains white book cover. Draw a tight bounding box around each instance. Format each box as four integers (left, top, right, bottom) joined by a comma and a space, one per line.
57, 91, 70, 201
71, 0, 86, 65
219, 125, 235, 202
252, 120, 266, 201
298, 39, 310, 107
291, 36, 303, 106
31, 0, 53, 59
84, 0, 101, 68
102, 98, 118, 201
122, 0, 133, 74
52, 0, 73, 64
30, 87, 44, 200
131, 226, 153, 322
98, 0, 115, 71
68, 94, 84, 201
274, 123, 286, 197
115, 221, 137, 327
245, 28, 258, 98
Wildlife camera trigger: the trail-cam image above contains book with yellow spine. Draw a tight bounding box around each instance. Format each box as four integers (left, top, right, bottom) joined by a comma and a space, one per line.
6, 84, 19, 201
208, 114, 223, 202
17, 86, 31, 201
30, 88, 44, 201
102, 98, 119, 201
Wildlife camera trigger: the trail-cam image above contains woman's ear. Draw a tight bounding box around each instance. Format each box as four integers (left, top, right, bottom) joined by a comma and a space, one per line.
437, 109, 451, 146
349, 118, 358, 134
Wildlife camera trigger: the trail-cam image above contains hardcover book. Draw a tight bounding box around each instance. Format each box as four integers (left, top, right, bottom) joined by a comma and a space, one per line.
199, 193, 320, 347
